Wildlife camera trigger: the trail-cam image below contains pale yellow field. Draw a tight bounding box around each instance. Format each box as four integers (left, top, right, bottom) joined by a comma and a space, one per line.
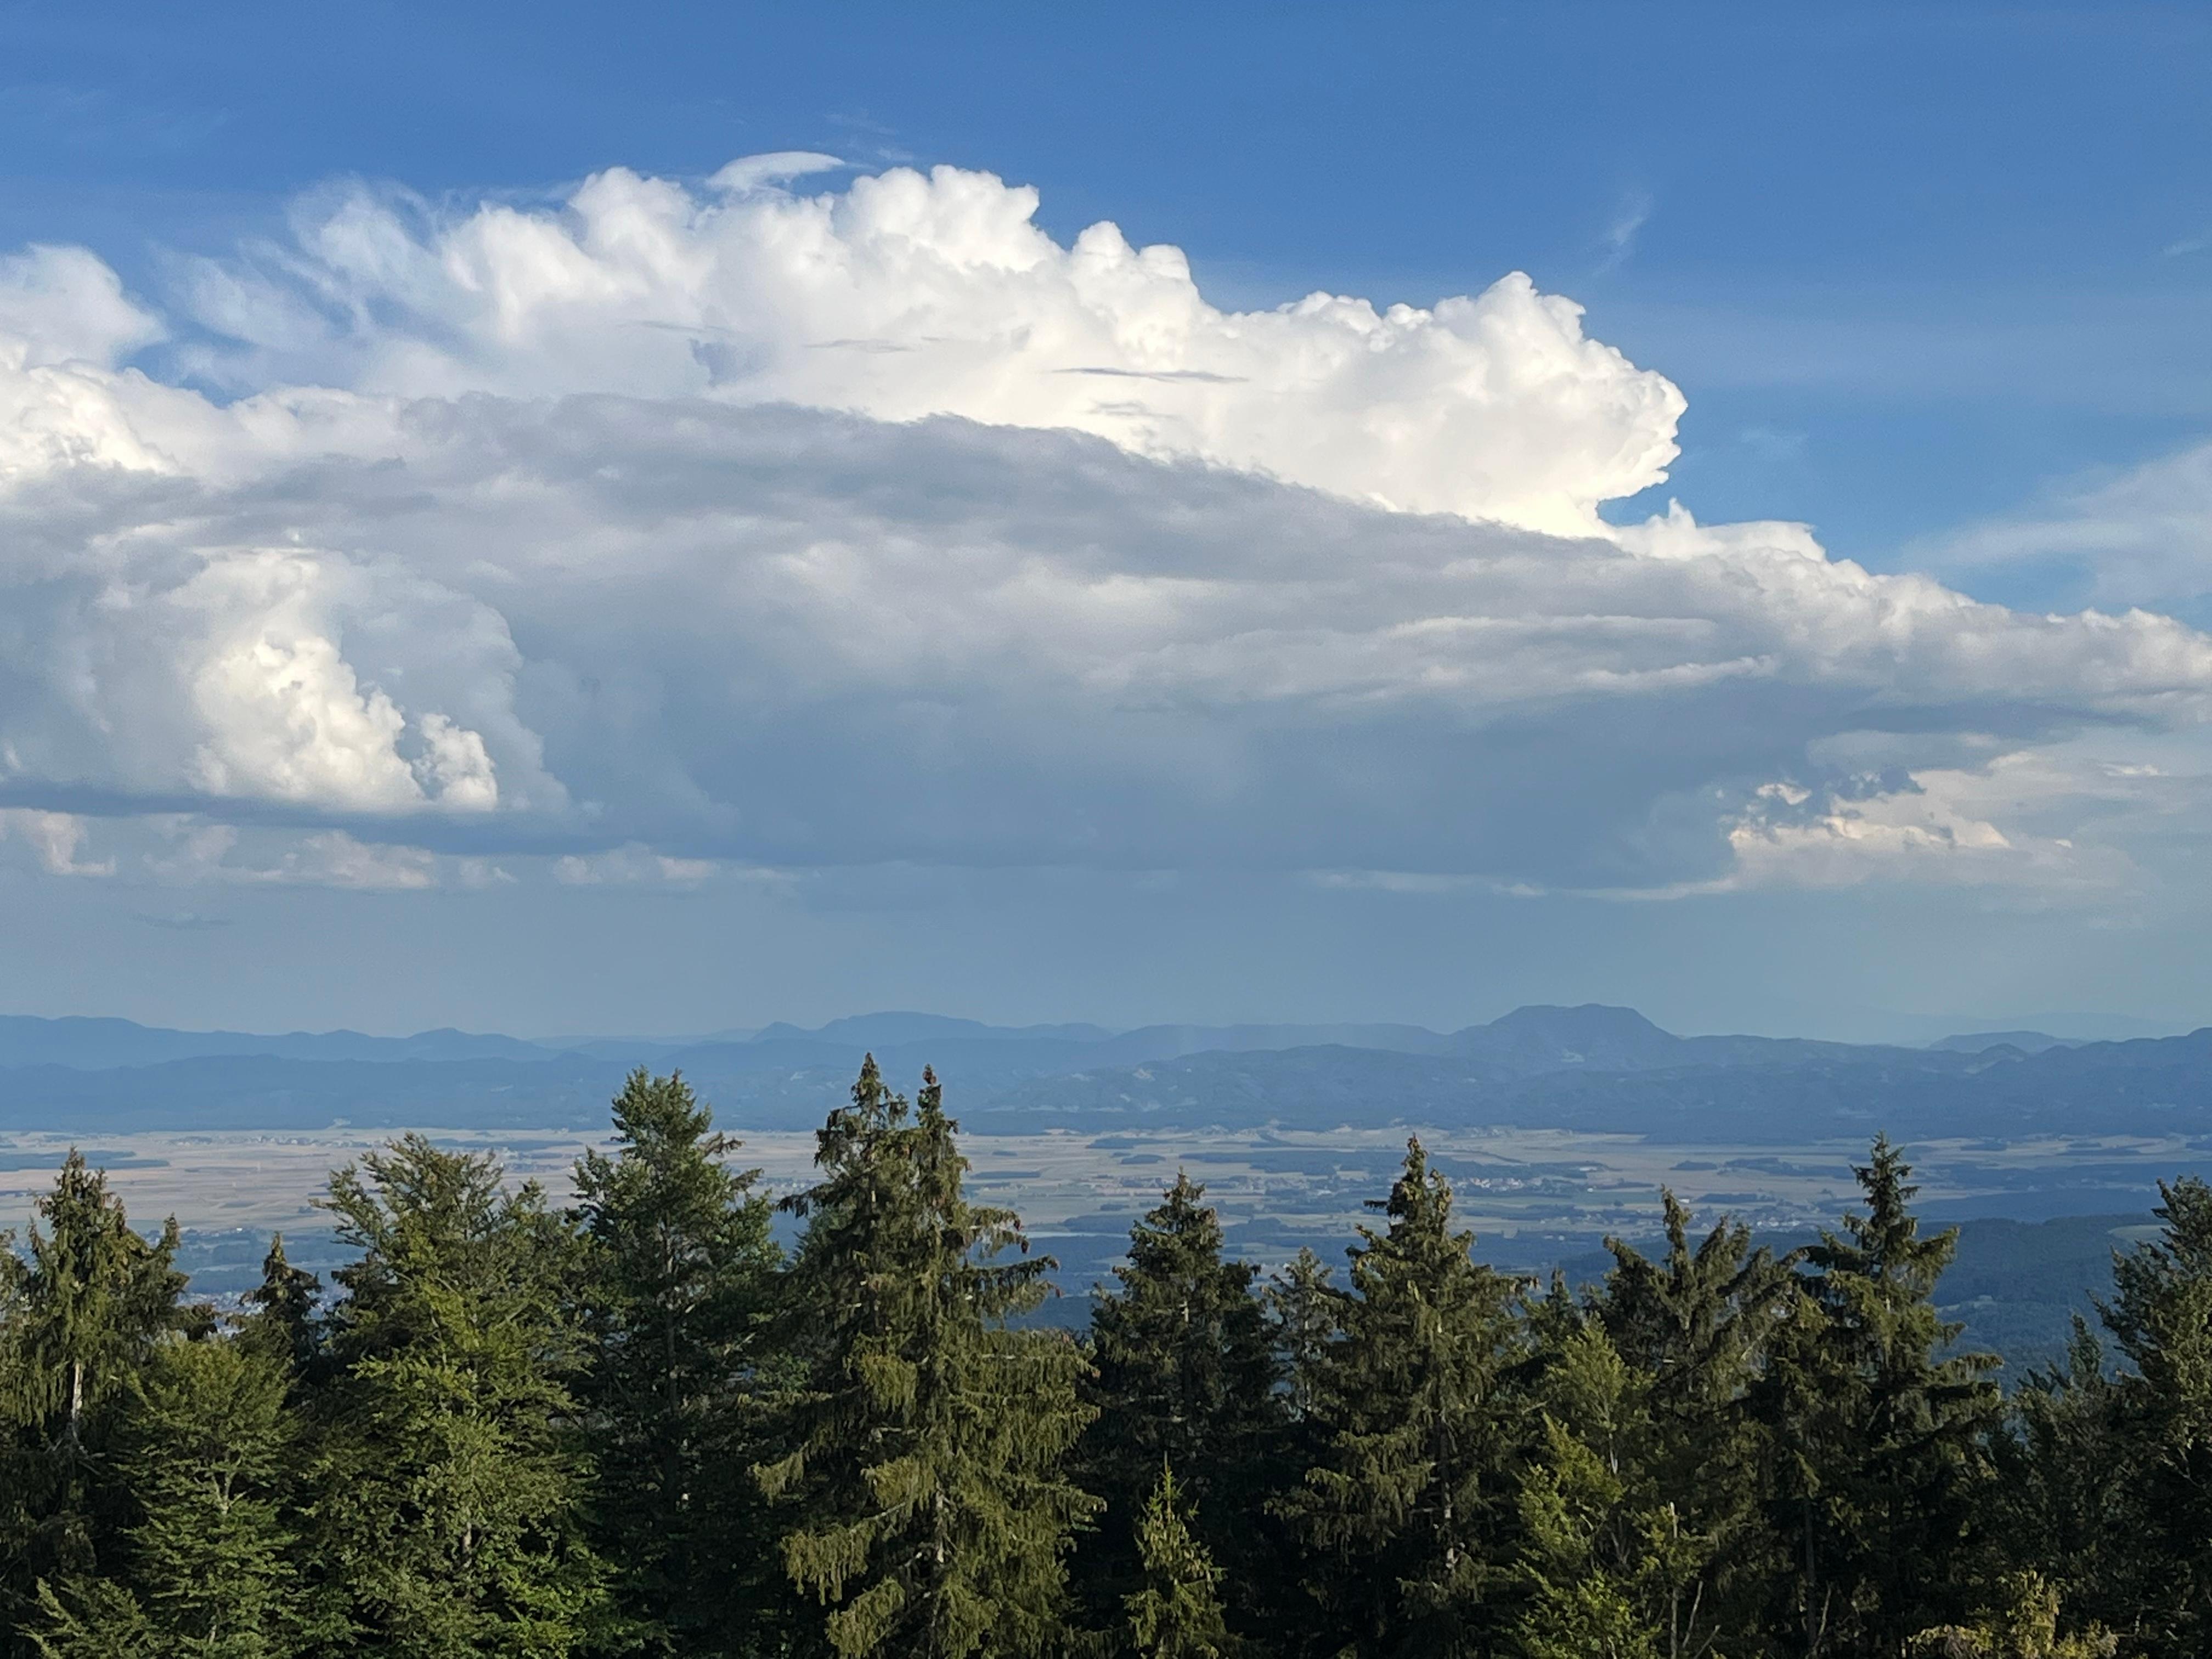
3, 1124, 2194, 1260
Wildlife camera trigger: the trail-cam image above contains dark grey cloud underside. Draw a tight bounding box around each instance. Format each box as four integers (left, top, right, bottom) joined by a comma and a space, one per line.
2, 398, 2194, 889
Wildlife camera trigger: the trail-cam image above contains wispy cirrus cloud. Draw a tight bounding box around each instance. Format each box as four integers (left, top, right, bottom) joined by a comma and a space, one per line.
1924, 439, 2212, 611
1597, 190, 1654, 272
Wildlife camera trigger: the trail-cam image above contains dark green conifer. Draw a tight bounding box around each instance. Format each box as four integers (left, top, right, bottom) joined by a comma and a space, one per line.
1511, 1324, 1710, 1659
1988, 1321, 2136, 1644
1090, 1173, 1277, 1499
1276, 1137, 1520, 1658
33, 1335, 306, 1658
571, 1069, 783, 1656
302, 1135, 609, 1655
0, 1152, 188, 1655
1757, 1135, 2000, 1655
1265, 1246, 1339, 1428
1124, 1462, 1233, 1659
242, 1234, 323, 1380
758, 1060, 1099, 1658
1260, 1244, 1340, 1658
1084, 1174, 1278, 1629
1594, 1190, 1788, 1652
2056, 1174, 2212, 1655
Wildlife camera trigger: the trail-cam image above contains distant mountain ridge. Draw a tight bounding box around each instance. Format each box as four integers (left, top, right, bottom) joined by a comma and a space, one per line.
0, 1015, 558, 1070
0, 1003, 2205, 1143
1926, 1031, 2089, 1056
751, 1013, 1117, 1047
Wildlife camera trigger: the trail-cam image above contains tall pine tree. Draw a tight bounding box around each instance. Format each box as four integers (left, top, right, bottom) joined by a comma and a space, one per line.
1276, 1138, 1521, 1658
1124, 1463, 1233, 1659
572, 1070, 783, 1657
241, 1234, 323, 1382
1594, 1191, 1789, 1654
1757, 1136, 1999, 1656
302, 1135, 610, 1656
1084, 1174, 1279, 1633
0, 1153, 188, 1658
758, 1060, 1099, 1658
2072, 1174, 2212, 1656
1266, 1248, 1339, 1431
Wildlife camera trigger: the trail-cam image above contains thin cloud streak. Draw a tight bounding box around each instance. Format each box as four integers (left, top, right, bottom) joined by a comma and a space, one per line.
1596, 190, 1654, 271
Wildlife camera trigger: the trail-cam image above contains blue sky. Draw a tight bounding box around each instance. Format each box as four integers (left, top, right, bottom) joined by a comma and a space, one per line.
7, 2, 2206, 574
0, 2, 2209, 1039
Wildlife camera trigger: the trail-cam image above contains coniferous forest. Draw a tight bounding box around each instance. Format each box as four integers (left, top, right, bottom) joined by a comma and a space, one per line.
6, 1061, 2210, 1658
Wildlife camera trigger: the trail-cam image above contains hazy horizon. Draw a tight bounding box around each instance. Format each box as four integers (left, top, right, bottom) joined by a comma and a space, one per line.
0, 999, 2193, 1051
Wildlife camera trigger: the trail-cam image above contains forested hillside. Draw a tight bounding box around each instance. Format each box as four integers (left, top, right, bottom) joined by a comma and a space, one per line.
0, 1062, 2198, 1657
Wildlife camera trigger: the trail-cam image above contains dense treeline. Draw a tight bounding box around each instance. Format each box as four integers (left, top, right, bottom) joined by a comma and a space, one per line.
0, 1060, 2204, 1656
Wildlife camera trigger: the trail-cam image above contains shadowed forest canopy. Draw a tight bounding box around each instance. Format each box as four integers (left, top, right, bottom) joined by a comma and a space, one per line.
0, 1063, 2198, 1657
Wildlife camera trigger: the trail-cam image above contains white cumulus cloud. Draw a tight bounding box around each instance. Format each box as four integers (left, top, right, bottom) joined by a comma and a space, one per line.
172, 161, 1684, 535
0, 518, 550, 821
0, 155, 2205, 899
0, 808, 114, 876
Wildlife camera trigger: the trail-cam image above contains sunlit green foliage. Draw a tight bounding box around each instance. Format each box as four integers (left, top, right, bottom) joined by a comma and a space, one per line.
33, 1337, 304, 1658
1125, 1461, 1233, 1659
755, 1059, 1098, 1657
0, 1153, 187, 1657
304, 1135, 611, 1655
